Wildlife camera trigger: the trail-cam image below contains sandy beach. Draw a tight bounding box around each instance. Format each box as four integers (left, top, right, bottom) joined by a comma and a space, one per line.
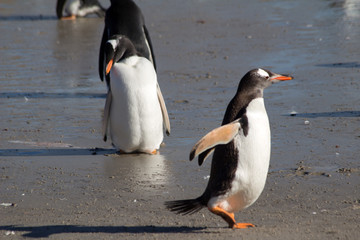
0, 0, 359, 239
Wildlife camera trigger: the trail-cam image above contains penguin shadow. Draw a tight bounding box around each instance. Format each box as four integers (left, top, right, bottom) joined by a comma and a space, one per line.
0, 147, 116, 157
286, 111, 360, 118
0, 15, 57, 21
315, 61, 360, 68
0, 225, 205, 238
0, 92, 106, 99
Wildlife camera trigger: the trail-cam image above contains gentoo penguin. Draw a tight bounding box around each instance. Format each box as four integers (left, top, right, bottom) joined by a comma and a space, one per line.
102, 34, 170, 154
165, 68, 292, 228
99, 0, 169, 153
56, 0, 105, 20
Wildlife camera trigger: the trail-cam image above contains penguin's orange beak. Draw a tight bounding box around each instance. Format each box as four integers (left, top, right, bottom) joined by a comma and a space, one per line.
106, 59, 114, 75
271, 74, 293, 81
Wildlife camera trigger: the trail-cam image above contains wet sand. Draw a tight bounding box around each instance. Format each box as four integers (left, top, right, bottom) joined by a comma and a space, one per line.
1, 0, 359, 239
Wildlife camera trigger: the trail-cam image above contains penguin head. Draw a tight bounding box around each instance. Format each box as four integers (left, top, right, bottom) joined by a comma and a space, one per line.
104, 35, 137, 75
238, 68, 292, 94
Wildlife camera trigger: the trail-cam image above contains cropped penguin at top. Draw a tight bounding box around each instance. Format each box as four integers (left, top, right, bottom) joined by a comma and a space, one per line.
56, 0, 105, 20
99, 0, 157, 86
165, 68, 292, 228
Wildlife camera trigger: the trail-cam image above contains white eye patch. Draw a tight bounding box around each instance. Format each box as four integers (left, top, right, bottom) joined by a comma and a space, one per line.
107, 39, 118, 50
256, 68, 269, 78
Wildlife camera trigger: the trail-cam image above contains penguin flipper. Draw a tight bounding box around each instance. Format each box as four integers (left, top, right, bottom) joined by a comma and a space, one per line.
103, 89, 112, 142
189, 119, 241, 164
157, 84, 171, 136
56, 0, 66, 19
198, 148, 214, 166
143, 25, 156, 70
99, 27, 108, 83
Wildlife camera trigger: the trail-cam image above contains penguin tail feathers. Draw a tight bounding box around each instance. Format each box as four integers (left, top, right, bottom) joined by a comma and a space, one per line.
165, 198, 204, 215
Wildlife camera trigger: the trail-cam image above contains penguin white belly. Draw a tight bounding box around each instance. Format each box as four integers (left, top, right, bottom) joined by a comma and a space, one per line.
217, 98, 271, 212
77, 6, 101, 17
65, 0, 81, 15
109, 56, 164, 153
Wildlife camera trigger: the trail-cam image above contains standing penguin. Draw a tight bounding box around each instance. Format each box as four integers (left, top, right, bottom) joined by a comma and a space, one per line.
102, 35, 170, 154
56, 0, 105, 20
165, 68, 292, 228
99, 0, 170, 154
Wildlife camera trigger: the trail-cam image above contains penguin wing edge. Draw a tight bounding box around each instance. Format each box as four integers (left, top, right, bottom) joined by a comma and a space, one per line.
143, 25, 156, 70
99, 28, 108, 83
156, 84, 171, 136
56, 0, 66, 19
197, 148, 215, 166
189, 119, 241, 165
102, 89, 112, 142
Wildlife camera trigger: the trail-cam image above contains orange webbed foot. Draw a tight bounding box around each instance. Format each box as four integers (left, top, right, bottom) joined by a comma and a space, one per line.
150, 149, 158, 155
116, 149, 158, 155
232, 222, 255, 229
60, 15, 76, 20
209, 206, 255, 229
116, 149, 126, 154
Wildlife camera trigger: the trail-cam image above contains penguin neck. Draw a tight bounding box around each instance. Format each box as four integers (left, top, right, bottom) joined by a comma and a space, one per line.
221, 88, 263, 125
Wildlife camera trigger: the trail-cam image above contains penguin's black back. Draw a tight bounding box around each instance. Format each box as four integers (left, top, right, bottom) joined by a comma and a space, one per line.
106, 0, 151, 59
99, 0, 156, 83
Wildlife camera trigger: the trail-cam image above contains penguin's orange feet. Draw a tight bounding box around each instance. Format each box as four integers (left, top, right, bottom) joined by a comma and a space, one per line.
209, 206, 254, 229
232, 222, 255, 229
61, 15, 76, 20
142, 149, 158, 154
117, 149, 126, 154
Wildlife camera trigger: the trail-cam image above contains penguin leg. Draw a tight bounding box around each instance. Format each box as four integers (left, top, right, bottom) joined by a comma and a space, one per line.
209, 206, 255, 229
